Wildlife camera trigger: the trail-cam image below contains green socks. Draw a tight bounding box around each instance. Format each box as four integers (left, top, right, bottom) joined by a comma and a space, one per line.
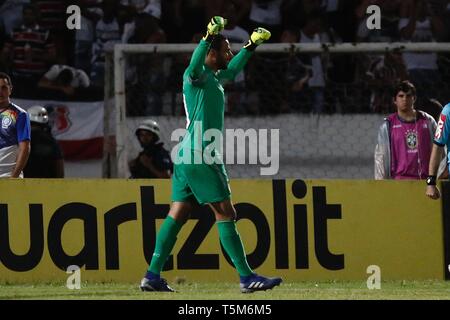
148, 217, 253, 277
148, 216, 183, 275
217, 220, 253, 277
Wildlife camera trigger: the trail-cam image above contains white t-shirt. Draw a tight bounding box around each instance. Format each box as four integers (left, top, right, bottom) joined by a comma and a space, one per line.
76, 15, 95, 42
121, 22, 135, 44
300, 31, 325, 88
120, 0, 161, 18
0, 145, 20, 178
44, 65, 90, 88
398, 18, 438, 70
249, 0, 282, 25
75, 2, 102, 41
143, 2, 161, 19
92, 18, 122, 64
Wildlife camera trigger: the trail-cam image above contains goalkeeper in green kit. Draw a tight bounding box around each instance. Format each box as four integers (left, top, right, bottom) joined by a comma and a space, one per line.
140, 17, 282, 293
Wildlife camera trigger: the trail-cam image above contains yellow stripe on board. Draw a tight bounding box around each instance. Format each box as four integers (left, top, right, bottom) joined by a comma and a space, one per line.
0, 179, 444, 283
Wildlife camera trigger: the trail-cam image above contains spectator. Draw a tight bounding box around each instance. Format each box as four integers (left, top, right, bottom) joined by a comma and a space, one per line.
121, 0, 161, 16
121, 0, 150, 13
245, 1, 294, 114
282, 15, 345, 114
221, 2, 250, 44
37, 64, 90, 99
91, 0, 123, 87
31, 0, 72, 64
160, 0, 183, 43
322, 0, 357, 42
205, 0, 250, 31
23, 105, 64, 178
246, 49, 287, 114
1, 4, 56, 98
356, 0, 402, 63
163, 0, 207, 43
374, 80, 444, 179
356, 0, 402, 43
399, 0, 447, 106
31, 0, 68, 33
283, 29, 311, 113
248, 0, 283, 42
282, 0, 321, 30
293, 10, 329, 113
73, 0, 103, 74
129, 119, 172, 178
0, 72, 30, 178
122, 8, 165, 43
221, 2, 250, 115
142, 0, 161, 19
0, 0, 30, 40
355, 0, 403, 112
365, 51, 408, 113
124, 12, 167, 116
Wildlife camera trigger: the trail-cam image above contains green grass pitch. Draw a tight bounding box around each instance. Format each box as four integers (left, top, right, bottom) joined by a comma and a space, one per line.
0, 280, 449, 300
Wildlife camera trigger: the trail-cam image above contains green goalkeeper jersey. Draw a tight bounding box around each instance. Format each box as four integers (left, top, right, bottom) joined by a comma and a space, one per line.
180, 39, 252, 157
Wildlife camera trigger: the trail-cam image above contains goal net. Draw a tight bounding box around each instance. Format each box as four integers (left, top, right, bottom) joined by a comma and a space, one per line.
104, 42, 450, 179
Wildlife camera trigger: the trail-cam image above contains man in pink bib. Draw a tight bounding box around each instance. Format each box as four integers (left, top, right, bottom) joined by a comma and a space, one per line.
375, 81, 444, 180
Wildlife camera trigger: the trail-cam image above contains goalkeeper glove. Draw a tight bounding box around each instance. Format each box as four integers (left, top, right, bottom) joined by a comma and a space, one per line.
244, 27, 271, 50
203, 16, 227, 41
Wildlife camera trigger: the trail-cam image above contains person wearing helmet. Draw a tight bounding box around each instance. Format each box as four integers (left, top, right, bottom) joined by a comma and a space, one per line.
0, 72, 30, 178
129, 119, 172, 178
23, 105, 64, 178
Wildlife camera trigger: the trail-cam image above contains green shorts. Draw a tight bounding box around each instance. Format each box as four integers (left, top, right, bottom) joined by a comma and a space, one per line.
171, 162, 231, 205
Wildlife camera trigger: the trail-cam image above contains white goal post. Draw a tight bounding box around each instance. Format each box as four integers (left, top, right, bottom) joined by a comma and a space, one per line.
105, 42, 450, 178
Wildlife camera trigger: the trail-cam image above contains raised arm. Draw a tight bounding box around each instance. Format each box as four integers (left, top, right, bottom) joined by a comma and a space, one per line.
217, 47, 252, 81
187, 16, 227, 80
186, 40, 211, 80
218, 27, 271, 82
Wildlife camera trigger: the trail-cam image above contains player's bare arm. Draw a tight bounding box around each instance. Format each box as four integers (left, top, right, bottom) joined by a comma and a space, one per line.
11, 140, 30, 178
426, 144, 444, 200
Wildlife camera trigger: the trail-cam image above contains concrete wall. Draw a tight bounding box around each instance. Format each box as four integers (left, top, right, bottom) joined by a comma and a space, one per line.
66, 114, 386, 179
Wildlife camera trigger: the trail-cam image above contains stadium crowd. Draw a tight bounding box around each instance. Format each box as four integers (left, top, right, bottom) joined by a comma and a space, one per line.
0, 0, 449, 115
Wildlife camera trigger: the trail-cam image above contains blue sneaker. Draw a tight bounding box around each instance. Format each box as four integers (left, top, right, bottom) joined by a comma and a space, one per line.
240, 274, 282, 293
140, 277, 175, 292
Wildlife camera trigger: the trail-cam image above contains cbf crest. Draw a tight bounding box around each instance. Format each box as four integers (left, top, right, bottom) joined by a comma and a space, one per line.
2, 115, 12, 129
405, 129, 418, 150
